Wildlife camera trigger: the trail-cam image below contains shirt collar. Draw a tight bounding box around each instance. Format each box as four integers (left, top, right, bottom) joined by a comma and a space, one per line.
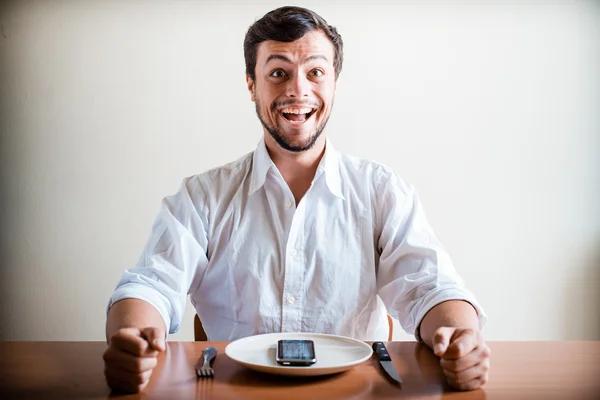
317, 139, 345, 200
249, 138, 275, 196
248, 138, 345, 201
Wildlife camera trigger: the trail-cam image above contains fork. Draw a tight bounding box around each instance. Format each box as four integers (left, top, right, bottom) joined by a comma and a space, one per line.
196, 347, 217, 378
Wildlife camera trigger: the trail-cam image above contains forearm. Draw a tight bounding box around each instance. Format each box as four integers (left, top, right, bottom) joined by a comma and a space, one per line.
106, 298, 167, 342
419, 300, 479, 349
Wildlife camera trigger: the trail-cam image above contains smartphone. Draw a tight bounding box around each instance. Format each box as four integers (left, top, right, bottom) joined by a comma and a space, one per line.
276, 339, 317, 366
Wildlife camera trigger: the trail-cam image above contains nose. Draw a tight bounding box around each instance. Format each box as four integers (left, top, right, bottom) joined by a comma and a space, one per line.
286, 72, 310, 98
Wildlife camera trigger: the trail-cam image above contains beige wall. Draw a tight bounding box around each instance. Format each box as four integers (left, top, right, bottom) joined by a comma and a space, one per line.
1, 0, 599, 342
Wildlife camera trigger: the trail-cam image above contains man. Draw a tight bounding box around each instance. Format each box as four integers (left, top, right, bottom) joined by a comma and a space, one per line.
103, 6, 490, 394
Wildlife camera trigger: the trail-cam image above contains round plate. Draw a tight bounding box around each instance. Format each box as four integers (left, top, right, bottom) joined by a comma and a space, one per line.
224, 332, 373, 376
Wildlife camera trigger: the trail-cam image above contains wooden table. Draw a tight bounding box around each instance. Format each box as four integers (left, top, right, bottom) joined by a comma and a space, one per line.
1, 341, 599, 399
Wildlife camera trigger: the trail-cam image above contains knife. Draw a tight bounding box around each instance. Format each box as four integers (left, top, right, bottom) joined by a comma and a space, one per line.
372, 342, 402, 385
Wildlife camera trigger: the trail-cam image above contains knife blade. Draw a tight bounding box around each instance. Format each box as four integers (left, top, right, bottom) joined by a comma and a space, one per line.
372, 342, 402, 385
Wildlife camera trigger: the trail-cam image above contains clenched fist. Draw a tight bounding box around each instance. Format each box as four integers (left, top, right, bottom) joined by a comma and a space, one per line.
432, 327, 491, 391
103, 327, 166, 393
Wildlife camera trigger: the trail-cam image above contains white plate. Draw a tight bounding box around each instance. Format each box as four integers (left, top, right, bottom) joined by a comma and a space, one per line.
224, 332, 373, 376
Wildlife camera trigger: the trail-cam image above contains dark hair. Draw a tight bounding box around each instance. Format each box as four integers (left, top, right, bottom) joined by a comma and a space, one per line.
244, 6, 343, 81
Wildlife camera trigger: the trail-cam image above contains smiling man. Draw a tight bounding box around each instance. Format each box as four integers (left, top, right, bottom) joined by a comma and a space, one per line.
104, 6, 490, 394
249, 29, 335, 154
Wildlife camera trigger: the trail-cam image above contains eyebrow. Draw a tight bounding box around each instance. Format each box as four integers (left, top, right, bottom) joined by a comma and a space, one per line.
265, 54, 329, 66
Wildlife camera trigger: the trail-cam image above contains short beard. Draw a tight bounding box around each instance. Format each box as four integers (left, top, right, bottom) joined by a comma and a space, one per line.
254, 98, 331, 153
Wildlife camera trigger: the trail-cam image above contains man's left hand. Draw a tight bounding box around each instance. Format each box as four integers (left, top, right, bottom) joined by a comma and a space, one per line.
432, 327, 491, 391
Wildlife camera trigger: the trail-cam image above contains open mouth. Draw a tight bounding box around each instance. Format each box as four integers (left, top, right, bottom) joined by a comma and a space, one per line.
280, 107, 317, 123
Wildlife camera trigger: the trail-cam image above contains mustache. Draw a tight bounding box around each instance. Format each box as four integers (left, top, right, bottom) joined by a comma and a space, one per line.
272, 99, 320, 109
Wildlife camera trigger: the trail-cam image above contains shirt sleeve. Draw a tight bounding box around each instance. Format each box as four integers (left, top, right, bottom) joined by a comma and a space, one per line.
375, 170, 487, 340
107, 177, 210, 335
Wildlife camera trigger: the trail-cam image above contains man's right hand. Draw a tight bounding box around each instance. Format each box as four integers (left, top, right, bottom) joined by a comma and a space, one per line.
103, 327, 166, 393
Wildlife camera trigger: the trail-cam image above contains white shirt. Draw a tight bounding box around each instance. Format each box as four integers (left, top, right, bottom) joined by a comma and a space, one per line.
108, 139, 486, 341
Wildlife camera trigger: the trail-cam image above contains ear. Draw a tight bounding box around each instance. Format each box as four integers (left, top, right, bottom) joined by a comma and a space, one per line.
246, 74, 256, 102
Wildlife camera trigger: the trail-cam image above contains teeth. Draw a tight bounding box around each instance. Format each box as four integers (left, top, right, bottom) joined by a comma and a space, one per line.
281, 108, 313, 114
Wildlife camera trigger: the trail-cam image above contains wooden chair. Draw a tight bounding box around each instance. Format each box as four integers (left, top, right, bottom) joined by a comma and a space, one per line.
194, 314, 208, 341
194, 314, 394, 341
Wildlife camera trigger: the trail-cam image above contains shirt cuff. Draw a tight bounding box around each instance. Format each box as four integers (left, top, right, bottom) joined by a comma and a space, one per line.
107, 283, 174, 336
413, 289, 488, 342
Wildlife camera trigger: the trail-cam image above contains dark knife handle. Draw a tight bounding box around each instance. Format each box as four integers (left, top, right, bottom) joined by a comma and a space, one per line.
372, 342, 392, 361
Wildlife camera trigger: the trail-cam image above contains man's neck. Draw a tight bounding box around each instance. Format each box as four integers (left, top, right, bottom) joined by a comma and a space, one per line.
263, 133, 327, 204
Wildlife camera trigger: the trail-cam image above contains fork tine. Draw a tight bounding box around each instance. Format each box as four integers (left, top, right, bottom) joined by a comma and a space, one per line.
196, 347, 217, 378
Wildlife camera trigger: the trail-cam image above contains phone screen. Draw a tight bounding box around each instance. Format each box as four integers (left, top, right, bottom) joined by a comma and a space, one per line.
277, 340, 316, 366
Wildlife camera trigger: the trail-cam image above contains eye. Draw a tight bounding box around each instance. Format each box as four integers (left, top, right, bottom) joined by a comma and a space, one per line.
270, 69, 286, 78
310, 69, 324, 77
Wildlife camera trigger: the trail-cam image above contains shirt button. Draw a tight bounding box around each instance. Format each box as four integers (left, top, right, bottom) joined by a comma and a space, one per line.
290, 249, 298, 256
285, 200, 293, 208
287, 296, 296, 304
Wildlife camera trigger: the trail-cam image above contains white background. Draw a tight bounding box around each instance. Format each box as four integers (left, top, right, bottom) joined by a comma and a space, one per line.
1, 0, 598, 341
